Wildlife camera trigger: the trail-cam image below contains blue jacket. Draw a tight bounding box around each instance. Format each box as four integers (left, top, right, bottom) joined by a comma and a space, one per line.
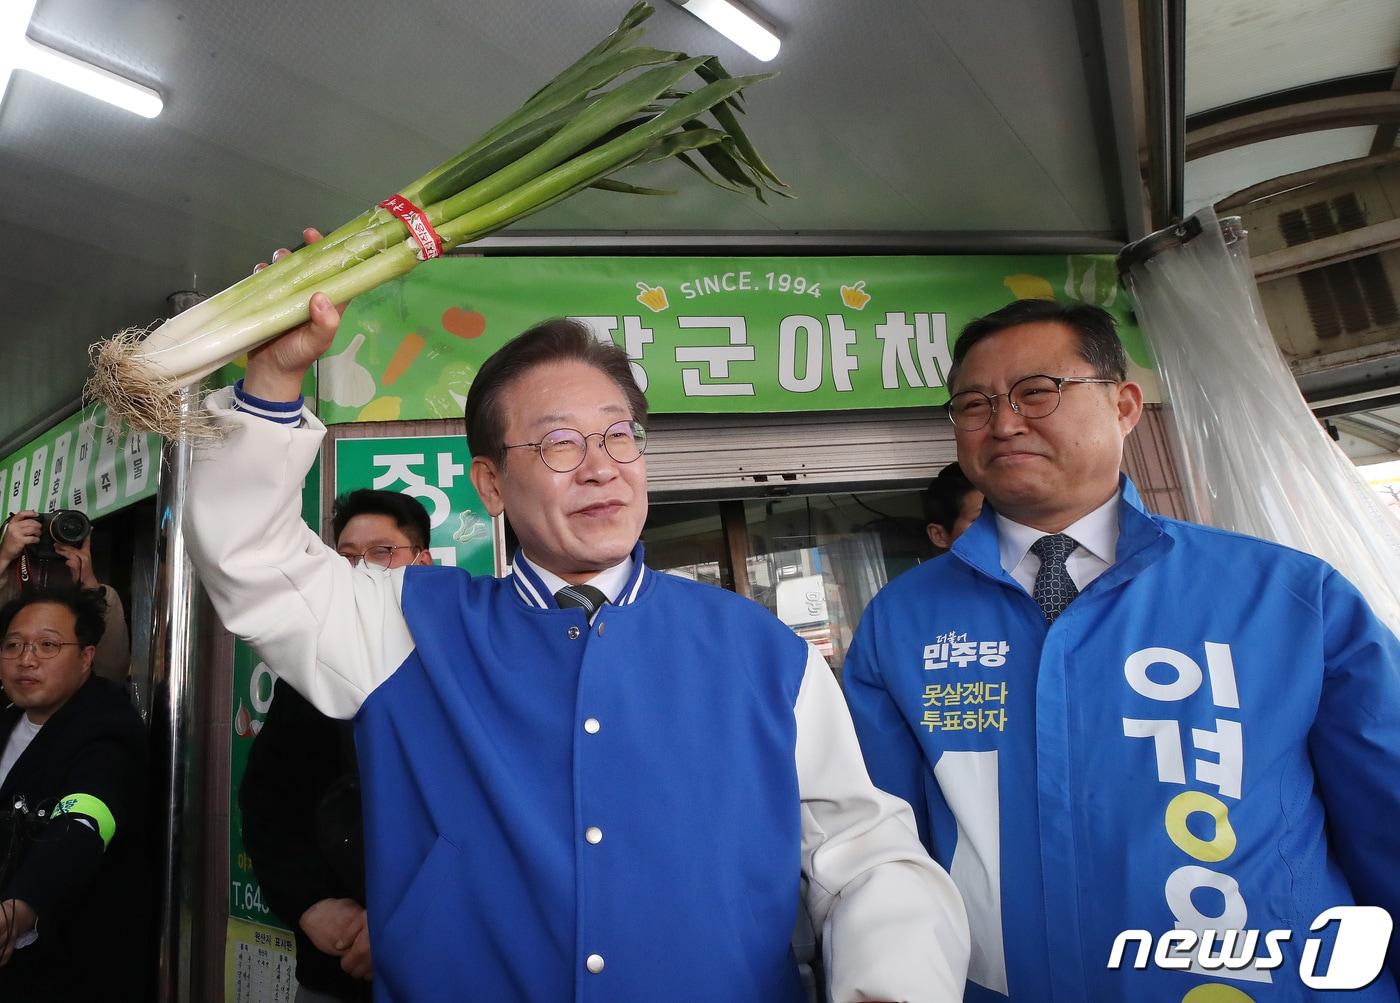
845, 477, 1400, 1001
358, 552, 810, 1002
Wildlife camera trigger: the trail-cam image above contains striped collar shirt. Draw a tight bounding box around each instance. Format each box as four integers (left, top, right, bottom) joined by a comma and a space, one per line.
509, 548, 646, 612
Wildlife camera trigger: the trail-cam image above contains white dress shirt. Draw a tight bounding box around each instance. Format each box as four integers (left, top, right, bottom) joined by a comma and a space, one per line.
514, 552, 634, 605
996, 491, 1121, 594
0, 713, 41, 789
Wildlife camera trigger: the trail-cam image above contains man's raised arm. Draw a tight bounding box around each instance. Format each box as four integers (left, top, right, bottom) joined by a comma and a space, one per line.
184, 236, 410, 718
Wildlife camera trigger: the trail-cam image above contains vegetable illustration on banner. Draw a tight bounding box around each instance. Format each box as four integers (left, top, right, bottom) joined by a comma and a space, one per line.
321, 254, 1152, 424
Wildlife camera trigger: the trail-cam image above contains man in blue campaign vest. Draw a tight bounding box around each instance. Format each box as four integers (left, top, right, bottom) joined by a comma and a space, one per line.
184, 240, 969, 1003
844, 299, 1400, 1001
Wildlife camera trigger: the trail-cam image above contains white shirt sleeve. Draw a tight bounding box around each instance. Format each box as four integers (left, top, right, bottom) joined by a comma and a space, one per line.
796, 645, 970, 1001
183, 388, 414, 718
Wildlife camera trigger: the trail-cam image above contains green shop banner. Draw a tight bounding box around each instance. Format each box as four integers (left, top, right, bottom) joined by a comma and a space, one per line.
321, 255, 1146, 424
334, 435, 494, 574
0, 403, 160, 518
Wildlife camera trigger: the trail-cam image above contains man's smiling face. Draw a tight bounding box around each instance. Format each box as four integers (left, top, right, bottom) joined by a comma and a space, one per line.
472, 360, 648, 584
952, 321, 1141, 532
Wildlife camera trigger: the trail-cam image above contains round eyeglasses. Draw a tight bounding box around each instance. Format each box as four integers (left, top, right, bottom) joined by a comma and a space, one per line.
504, 420, 648, 473
338, 545, 422, 570
946, 374, 1118, 431
1, 638, 83, 660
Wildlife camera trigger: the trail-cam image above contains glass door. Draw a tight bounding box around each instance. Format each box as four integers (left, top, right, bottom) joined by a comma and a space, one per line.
642, 490, 931, 676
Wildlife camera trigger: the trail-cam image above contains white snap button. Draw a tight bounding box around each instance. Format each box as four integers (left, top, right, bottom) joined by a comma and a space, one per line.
585, 826, 603, 844
584, 718, 600, 734
586, 954, 605, 974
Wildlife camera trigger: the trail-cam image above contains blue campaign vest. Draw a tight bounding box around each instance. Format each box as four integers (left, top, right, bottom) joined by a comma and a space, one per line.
354, 545, 810, 1003
845, 477, 1400, 1002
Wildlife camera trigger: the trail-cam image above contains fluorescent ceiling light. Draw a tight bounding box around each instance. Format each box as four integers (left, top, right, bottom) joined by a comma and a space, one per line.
676, 0, 780, 62
0, 0, 162, 119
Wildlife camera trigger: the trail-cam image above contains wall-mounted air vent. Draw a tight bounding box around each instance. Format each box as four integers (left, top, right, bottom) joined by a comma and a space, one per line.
1278, 194, 1399, 341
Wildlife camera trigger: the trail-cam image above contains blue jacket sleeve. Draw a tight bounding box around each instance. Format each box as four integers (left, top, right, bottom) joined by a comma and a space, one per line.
842, 608, 933, 851
1308, 570, 1400, 980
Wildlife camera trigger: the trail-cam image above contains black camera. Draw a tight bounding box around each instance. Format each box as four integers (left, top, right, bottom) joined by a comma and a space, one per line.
27, 509, 92, 561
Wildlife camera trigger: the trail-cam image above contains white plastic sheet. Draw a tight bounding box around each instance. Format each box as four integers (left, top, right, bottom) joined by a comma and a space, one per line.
1120, 206, 1400, 634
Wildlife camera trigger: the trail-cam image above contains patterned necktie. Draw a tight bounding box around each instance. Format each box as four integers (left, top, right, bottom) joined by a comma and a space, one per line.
554, 584, 609, 616
1029, 533, 1080, 625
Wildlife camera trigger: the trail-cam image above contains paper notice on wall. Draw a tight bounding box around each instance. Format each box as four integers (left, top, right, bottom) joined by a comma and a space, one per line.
24, 446, 47, 513
124, 428, 150, 497
45, 432, 72, 513
7, 460, 26, 517
68, 416, 99, 512
224, 917, 297, 1003
94, 419, 121, 511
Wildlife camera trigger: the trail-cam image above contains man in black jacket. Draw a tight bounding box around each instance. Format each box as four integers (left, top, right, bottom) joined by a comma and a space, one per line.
0, 585, 149, 1002
240, 489, 432, 1003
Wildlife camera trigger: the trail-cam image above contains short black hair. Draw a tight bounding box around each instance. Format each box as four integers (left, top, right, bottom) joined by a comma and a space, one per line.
464, 318, 649, 466
923, 462, 976, 531
331, 489, 431, 549
949, 299, 1127, 390
0, 585, 107, 649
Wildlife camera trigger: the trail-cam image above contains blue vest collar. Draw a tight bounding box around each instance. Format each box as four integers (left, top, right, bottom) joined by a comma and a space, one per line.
509, 542, 649, 610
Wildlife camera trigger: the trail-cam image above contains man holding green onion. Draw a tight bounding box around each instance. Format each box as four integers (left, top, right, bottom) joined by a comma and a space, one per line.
184, 247, 970, 1002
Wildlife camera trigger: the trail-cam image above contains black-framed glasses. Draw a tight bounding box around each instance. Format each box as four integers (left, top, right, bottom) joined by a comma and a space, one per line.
946, 374, 1119, 430
504, 419, 648, 473
338, 545, 422, 570
1, 638, 84, 660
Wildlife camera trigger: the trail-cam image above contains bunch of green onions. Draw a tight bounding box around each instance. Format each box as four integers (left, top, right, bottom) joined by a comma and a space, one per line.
89, 2, 786, 436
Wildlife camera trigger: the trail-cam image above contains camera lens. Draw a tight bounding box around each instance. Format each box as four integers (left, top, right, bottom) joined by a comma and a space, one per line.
48, 510, 91, 546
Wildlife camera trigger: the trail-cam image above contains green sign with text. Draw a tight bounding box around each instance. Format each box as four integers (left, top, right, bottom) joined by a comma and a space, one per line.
321, 254, 1144, 424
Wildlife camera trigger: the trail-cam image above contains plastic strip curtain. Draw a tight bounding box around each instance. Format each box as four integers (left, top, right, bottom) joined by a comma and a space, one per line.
1119, 206, 1400, 634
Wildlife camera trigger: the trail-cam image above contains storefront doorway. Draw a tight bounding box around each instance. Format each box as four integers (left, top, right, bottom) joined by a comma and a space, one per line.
643, 489, 931, 676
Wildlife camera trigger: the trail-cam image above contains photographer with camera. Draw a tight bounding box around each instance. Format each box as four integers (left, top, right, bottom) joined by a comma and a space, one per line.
0, 512, 129, 682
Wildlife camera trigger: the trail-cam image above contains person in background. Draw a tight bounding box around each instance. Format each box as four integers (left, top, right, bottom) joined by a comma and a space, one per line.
241, 489, 433, 1003
0, 586, 148, 1003
845, 298, 1400, 1000
923, 462, 983, 551
0, 512, 129, 682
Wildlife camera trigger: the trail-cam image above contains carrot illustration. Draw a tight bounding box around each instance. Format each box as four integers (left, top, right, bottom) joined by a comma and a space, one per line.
382, 331, 426, 386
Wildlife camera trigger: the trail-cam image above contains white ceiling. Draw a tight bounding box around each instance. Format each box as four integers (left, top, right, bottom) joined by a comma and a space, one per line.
1185, 0, 1400, 116
1183, 0, 1400, 213
0, 0, 1127, 445
1184, 126, 1377, 212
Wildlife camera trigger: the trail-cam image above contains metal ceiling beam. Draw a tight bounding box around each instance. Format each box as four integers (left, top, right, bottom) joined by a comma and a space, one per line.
1186, 92, 1400, 161
1186, 70, 1398, 133
1140, 0, 1186, 227
460, 229, 1128, 254
1252, 217, 1400, 283
1331, 414, 1400, 454
1368, 65, 1400, 156
1216, 149, 1400, 211
1094, 0, 1154, 238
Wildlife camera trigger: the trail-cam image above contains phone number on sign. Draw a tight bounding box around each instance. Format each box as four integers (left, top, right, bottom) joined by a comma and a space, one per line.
231, 879, 272, 917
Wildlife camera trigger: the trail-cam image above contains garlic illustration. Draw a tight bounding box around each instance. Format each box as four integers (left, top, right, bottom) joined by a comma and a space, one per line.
320, 333, 377, 409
